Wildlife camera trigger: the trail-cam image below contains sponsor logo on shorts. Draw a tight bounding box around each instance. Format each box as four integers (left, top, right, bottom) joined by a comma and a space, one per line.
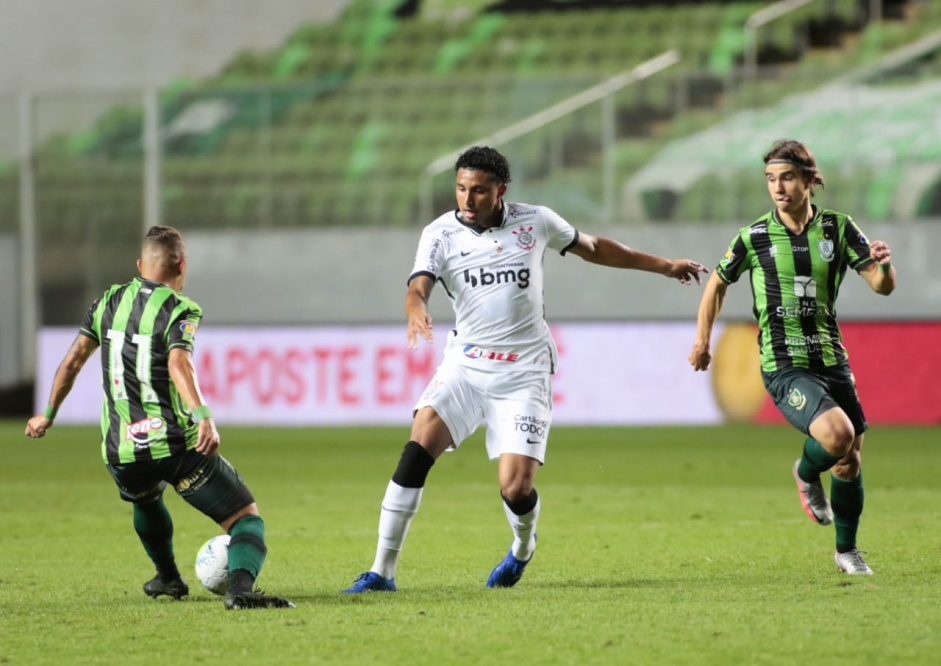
120, 485, 161, 501
515, 415, 547, 440
463, 345, 519, 362
787, 388, 807, 411
125, 416, 165, 444
175, 466, 209, 493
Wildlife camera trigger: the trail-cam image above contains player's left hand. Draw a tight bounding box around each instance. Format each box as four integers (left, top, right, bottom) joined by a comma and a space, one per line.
869, 240, 892, 265
666, 259, 709, 285
25, 415, 53, 438
688, 341, 712, 371
194, 419, 220, 456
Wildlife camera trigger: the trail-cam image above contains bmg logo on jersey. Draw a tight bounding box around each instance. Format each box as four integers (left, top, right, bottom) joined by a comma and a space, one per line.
463, 266, 530, 289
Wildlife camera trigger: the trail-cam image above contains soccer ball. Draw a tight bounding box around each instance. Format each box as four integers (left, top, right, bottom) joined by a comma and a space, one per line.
195, 534, 230, 595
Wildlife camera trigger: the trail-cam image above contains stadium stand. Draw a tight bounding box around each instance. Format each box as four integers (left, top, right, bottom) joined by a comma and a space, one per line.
1, 0, 940, 237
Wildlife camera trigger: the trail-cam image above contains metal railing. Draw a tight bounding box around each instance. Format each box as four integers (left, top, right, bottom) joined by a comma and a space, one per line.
744, 0, 884, 79
418, 49, 681, 224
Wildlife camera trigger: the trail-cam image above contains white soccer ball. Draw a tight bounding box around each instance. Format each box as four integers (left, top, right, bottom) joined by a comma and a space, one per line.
195, 534, 230, 595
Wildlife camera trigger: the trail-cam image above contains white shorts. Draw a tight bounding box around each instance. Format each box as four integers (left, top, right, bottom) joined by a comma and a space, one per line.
414, 362, 553, 463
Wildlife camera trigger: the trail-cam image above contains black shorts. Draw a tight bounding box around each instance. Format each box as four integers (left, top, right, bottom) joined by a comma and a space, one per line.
761, 363, 868, 436
106, 448, 255, 524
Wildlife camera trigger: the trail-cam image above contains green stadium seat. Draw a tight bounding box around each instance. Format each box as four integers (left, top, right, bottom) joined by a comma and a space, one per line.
14, 0, 941, 231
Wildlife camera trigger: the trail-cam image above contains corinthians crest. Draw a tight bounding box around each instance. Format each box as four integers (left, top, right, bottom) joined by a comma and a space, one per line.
513, 225, 536, 251
817, 238, 834, 262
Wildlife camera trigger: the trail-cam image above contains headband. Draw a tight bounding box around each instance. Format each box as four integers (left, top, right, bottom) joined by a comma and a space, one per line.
765, 159, 808, 169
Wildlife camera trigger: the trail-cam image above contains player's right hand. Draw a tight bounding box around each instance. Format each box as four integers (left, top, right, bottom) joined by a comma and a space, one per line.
25, 415, 53, 438
406, 313, 434, 350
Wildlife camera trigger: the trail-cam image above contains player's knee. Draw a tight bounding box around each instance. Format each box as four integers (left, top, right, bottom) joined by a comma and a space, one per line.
220, 503, 260, 533
502, 487, 538, 514
812, 411, 855, 456
823, 428, 855, 457
832, 449, 862, 480
500, 480, 534, 505
391, 441, 436, 488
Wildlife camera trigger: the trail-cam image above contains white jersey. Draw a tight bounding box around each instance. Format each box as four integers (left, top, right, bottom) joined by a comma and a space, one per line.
409, 201, 578, 373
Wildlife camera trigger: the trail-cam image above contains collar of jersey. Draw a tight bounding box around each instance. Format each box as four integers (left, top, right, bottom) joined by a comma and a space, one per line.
453, 203, 507, 235
770, 204, 820, 234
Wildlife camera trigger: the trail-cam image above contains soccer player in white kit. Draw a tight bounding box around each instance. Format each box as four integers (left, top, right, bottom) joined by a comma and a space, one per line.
344, 146, 708, 593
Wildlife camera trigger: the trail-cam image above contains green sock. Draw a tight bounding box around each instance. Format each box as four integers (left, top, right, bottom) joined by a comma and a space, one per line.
228, 514, 268, 583
831, 471, 864, 553
133, 498, 179, 579
797, 437, 842, 481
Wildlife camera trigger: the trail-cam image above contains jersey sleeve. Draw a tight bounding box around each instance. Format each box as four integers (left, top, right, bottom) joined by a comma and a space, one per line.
408, 227, 445, 283
844, 216, 875, 271
78, 297, 103, 344
542, 206, 579, 254
715, 231, 750, 284
167, 302, 203, 353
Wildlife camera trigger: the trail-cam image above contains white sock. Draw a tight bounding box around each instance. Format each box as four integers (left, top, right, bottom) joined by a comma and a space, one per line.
370, 481, 423, 579
504, 496, 540, 562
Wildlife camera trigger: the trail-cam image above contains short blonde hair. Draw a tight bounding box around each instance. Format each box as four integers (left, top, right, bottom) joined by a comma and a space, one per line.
142, 225, 185, 269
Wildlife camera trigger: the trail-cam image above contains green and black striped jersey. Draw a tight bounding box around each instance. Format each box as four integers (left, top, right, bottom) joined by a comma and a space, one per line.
79, 277, 202, 465
716, 206, 874, 372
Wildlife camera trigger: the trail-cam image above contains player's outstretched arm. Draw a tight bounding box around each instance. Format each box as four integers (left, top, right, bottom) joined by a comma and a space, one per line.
860, 240, 896, 296
168, 347, 220, 456
567, 232, 708, 285
25, 333, 98, 438
405, 274, 436, 350
689, 272, 728, 372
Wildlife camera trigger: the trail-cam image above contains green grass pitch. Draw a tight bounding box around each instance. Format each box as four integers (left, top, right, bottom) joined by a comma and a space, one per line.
2, 421, 940, 665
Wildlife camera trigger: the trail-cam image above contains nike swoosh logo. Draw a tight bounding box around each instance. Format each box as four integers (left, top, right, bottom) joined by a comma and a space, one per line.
461, 250, 472, 256
526, 438, 541, 444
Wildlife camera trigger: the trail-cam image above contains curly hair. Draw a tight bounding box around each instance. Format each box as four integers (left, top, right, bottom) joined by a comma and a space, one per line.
454, 146, 512, 184
764, 139, 825, 196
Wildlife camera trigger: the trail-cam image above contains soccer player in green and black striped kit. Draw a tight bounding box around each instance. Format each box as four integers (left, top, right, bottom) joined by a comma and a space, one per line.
689, 139, 896, 575
25, 225, 293, 609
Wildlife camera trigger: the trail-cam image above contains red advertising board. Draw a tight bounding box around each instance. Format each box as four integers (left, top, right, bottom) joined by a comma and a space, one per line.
754, 322, 941, 425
